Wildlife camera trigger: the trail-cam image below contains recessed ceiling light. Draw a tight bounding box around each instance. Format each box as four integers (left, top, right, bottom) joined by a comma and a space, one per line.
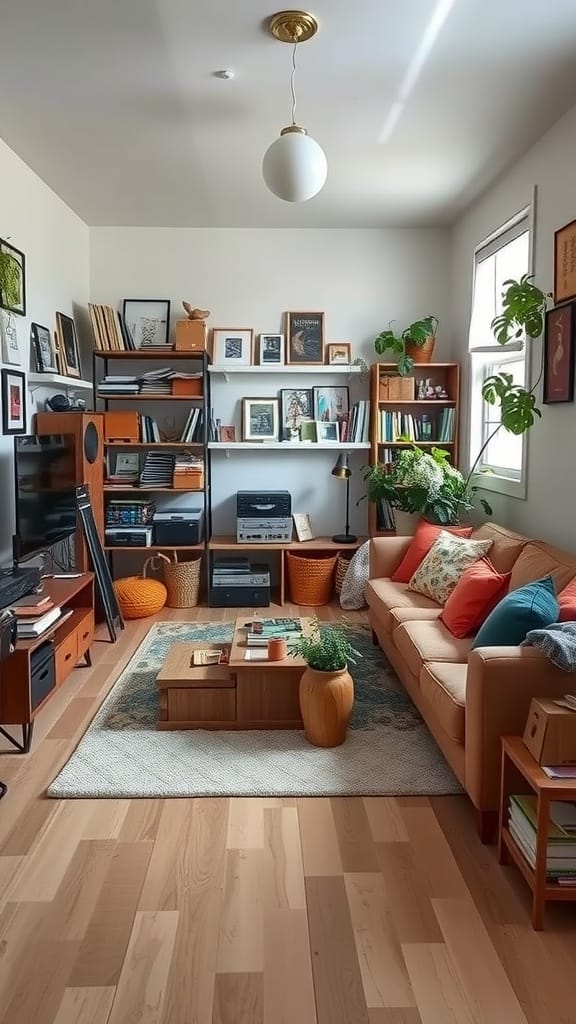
214, 69, 235, 80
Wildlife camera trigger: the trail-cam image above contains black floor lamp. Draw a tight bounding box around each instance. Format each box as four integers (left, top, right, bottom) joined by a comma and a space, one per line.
331, 453, 357, 544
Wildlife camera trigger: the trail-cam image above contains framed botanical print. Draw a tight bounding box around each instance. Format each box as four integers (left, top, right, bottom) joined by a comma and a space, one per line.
213, 328, 254, 366
55, 312, 82, 378
286, 312, 324, 364
0, 238, 26, 316
543, 304, 575, 403
30, 323, 58, 372
1, 368, 26, 434
242, 397, 279, 441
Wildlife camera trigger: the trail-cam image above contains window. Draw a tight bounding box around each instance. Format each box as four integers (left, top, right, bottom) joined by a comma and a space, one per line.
468, 206, 532, 498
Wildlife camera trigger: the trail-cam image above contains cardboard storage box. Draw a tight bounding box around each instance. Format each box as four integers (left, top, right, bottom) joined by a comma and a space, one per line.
174, 320, 206, 352
172, 377, 203, 397
523, 698, 576, 765
379, 374, 414, 401
104, 411, 140, 444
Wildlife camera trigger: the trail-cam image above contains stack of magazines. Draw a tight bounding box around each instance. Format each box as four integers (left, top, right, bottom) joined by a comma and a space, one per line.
245, 617, 303, 647
139, 452, 175, 487
508, 795, 576, 884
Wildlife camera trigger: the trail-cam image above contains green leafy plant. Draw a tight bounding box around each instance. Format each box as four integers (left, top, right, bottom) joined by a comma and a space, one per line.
0, 250, 21, 308
289, 620, 361, 672
374, 315, 439, 376
363, 445, 472, 525
491, 274, 547, 345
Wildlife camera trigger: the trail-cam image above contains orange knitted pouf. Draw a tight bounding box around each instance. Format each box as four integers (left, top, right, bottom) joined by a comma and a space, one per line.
114, 576, 167, 619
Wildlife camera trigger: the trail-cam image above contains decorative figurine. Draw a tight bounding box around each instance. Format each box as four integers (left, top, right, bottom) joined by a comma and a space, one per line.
182, 302, 210, 321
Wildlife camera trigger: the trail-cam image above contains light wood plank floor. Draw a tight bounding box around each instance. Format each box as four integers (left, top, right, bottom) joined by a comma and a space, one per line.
0, 602, 575, 1024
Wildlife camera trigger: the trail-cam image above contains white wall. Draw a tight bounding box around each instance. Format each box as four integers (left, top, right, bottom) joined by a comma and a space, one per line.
0, 139, 90, 560
90, 226, 451, 536
451, 102, 576, 549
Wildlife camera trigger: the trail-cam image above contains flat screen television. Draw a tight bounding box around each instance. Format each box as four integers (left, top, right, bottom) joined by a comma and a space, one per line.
13, 433, 77, 561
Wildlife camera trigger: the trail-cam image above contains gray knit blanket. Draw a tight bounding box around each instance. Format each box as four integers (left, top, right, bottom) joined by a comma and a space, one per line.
522, 622, 576, 672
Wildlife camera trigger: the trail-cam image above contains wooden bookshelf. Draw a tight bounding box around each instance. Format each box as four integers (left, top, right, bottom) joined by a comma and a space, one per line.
369, 362, 461, 536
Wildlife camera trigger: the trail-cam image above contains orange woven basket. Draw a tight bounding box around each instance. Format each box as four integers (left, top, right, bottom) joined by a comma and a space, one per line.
335, 551, 354, 596
286, 551, 338, 606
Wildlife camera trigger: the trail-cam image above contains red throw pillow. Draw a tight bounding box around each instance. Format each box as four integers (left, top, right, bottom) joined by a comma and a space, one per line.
558, 577, 576, 621
440, 558, 511, 638
391, 520, 473, 583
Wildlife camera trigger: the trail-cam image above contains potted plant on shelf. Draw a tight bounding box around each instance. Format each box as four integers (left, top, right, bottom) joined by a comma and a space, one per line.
290, 621, 360, 748
363, 445, 471, 533
374, 316, 439, 376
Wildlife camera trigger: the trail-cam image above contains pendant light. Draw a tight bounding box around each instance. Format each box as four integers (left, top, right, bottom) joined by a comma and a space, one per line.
262, 10, 327, 203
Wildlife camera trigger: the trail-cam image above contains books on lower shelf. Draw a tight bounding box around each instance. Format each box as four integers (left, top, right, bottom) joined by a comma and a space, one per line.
379, 408, 454, 443
508, 795, 576, 881
15, 604, 63, 638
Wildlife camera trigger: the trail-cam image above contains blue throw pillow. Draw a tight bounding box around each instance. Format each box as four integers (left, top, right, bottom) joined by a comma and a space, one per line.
472, 575, 558, 648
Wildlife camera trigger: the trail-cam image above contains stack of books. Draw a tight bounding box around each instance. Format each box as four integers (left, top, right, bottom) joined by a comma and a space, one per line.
11, 596, 63, 639
139, 452, 175, 487
88, 304, 135, 351
97, 375, 140, 396
245, 617, 303, 647
139, 368, 173, 396
508, 794, 576, 884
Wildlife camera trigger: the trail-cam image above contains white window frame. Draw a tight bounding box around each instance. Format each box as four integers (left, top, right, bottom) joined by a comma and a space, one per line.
467, 194, 536, 501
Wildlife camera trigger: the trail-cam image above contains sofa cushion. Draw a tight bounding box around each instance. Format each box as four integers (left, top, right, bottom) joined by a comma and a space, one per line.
366, 579, 440, 633
510, 542, 576, 593
391, 521, 473, 583
420, 661, 467, 743
440, 558, 511, 638
471, 522, 527, 574
408, 532, 493, 605
389, 606, 443, 630
473, 575, 559, 648
393, 619, 472, 678
558, 577, 576, 622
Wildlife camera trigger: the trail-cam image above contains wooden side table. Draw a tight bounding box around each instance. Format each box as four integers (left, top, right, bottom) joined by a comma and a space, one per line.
498, 735, 576, 929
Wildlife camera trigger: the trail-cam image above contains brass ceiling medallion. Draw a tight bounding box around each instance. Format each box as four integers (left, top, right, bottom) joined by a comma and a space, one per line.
268, 10, 319, 44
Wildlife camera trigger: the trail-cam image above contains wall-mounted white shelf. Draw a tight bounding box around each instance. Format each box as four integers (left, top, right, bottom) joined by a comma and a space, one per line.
208, 442, 370, 451
209, 364, 365, 379
27, 372, 93, 390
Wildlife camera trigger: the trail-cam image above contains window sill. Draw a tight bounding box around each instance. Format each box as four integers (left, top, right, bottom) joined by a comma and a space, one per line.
471, 471, 526, 500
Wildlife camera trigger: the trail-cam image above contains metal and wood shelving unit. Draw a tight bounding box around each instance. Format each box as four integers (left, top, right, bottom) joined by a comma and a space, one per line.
369, 362, 461, 536
93, 350, 212, 594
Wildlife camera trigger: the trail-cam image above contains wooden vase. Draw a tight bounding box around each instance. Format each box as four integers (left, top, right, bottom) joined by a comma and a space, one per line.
299, 666, 354, 748
405, 336, 436, 363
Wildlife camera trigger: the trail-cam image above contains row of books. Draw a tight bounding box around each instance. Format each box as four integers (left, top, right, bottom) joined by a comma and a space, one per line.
379, 410, 454, 443
88, 303, 136, 352
341, 400, 370, 443
508, 794, 576, 883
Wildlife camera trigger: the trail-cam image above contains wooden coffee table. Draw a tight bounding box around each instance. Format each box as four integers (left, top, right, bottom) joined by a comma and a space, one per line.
155, 617, 312, 730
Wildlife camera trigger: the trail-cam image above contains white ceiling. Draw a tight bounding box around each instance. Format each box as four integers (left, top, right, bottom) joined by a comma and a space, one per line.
1, 0, 576, 227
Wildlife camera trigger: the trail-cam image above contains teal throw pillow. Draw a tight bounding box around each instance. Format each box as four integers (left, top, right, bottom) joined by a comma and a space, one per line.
472, 575, 558, 648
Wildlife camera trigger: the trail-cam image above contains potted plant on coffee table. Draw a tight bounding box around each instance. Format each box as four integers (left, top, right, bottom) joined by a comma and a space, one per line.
290, 621, 360, 747
374, 315, 439, 375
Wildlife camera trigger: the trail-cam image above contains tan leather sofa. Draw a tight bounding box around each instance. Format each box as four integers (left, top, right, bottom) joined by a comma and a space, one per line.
367, 523, 576, 840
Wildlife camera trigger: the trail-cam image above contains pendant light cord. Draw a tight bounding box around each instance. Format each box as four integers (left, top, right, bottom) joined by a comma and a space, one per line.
290, 43, 297, 125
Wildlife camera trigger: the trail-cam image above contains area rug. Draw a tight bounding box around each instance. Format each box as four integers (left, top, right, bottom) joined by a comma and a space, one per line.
48, 622, 462, 798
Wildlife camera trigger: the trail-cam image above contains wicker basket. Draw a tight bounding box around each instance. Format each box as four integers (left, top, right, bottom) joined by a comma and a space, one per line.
335, 551, 354, 596
154, 552, 202, 608
286, 551, 338, 606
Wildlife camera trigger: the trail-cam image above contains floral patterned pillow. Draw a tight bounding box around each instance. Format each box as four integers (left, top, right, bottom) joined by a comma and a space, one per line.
408, 530, 493, 605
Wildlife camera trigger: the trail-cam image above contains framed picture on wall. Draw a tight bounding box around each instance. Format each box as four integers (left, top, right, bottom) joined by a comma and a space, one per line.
122, 299, 171, 348
1, 368, 26, 434
242, 397, 279, 441
543, 304, 575, 403
0, 238, 26, 316
55, 312, 82, 378
327, 342, 351, 365
257, 333, 284, 365
554, 219, 576, 305
213, 328, 254, 366
286, 312, 325, 364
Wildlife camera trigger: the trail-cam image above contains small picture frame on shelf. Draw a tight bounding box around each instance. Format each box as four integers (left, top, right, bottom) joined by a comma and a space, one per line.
286, 312, 325, 364
0, 238, 26, 316
122, 299, 171, 349
30, 323, 58, 373
293, 513, 315, 542
242, 397, 279, 441
55, 312, 82, 378
257, 333, 284, 365
220, 425, 237, 442
1, 310, 20, 365
280, 388, 313, 440
316, 421, 339, 442
327, 343, 351, 365
213, 328, 254, 366
1, 368, 26, 434
313, 385, 349, 422
543, 304, 575, 403
299, 421, 317, 443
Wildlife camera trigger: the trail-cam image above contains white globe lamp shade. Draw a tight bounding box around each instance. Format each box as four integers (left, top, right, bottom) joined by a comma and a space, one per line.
263, 126, 327, 202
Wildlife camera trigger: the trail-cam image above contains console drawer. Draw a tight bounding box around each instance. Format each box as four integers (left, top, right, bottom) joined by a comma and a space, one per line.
76, 609, 94, 658
55, 630, 78, 685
